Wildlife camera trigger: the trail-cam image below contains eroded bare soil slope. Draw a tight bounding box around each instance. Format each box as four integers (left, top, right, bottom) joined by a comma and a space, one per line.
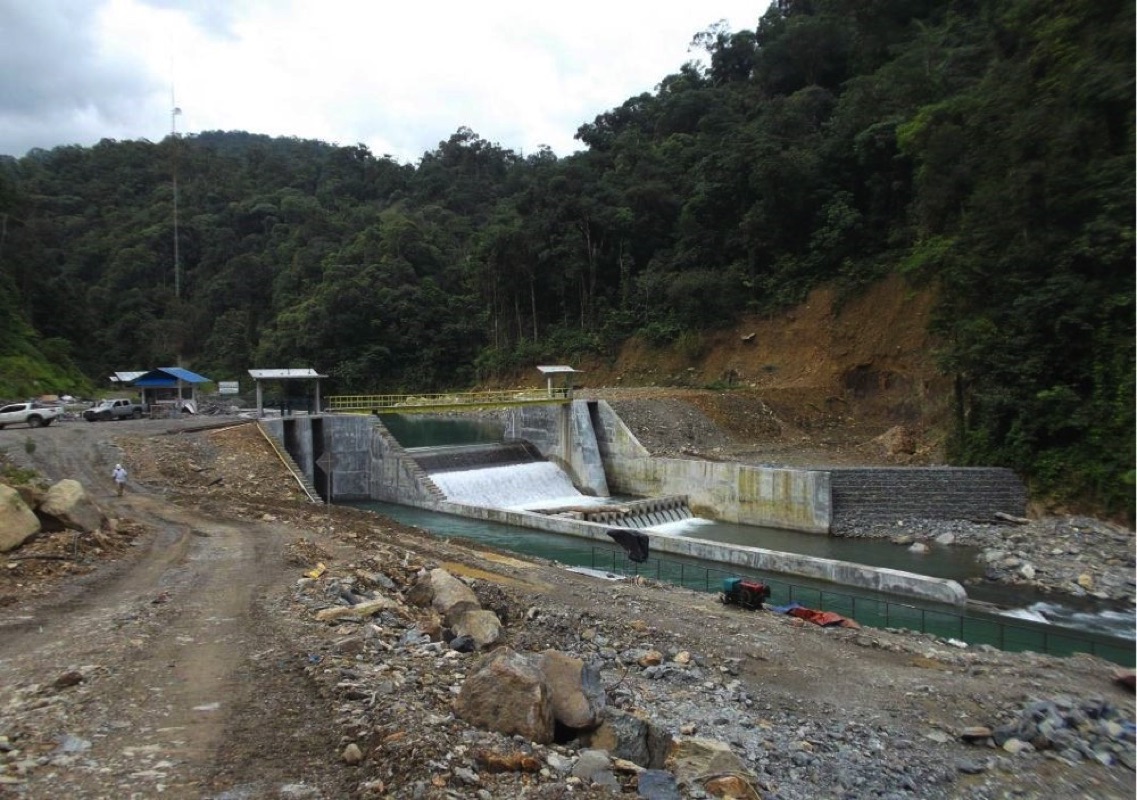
564, 275, 951, 468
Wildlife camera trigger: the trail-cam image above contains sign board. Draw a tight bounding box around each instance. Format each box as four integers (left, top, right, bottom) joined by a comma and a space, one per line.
218, 381, 240, 395
315, 452, 333, 471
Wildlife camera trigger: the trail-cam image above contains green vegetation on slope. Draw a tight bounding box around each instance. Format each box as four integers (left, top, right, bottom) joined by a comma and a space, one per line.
0, 0, 1132, 513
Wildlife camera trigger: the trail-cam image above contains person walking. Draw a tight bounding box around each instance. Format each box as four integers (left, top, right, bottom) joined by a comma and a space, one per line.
112, 463, 127, 496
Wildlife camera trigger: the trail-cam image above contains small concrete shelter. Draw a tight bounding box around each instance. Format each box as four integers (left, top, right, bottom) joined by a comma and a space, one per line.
536, 365, 580, 397
248, 368, 327, 417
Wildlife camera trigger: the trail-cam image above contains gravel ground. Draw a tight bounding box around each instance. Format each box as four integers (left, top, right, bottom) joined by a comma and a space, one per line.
0, 411, 1134, 799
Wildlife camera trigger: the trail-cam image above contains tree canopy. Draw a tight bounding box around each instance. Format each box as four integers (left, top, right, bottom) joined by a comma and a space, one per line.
1, 0, 1132, 514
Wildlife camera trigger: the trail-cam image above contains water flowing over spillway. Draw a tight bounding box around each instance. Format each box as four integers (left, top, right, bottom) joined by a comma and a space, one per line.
398, 432, 1135, 650
430, 462, 593, 509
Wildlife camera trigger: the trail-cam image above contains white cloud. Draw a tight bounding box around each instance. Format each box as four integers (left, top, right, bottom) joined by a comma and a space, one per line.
0, 0, 770, 162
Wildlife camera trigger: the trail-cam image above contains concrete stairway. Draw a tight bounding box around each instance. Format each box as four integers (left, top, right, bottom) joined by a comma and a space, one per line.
372, 423, 446, 503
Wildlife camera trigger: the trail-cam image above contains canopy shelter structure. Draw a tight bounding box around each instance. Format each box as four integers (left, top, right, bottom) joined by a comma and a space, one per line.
248, 368, 328, 417
536, 365, 581, 398
133, 367, 211, 415
109, 371, 146, 386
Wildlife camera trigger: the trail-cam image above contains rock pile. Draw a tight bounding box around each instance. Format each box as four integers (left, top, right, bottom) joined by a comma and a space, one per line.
836, 514, 1136, 604
287, 552, 1133, 799
962, 695, 1137, 770
290, 556, 770, 797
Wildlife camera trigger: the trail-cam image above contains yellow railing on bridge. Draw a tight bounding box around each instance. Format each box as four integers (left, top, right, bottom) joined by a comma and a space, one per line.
325, 387, 571, 414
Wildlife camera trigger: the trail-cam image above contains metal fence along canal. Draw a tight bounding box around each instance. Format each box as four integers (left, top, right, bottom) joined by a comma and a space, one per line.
586, 546, 1134, 666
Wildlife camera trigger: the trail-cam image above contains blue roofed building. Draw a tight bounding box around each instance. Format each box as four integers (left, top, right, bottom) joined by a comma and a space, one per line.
132, 367, 212, 415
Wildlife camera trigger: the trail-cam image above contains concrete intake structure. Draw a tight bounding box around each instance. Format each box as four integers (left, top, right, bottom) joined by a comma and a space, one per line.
258, 401, 1009, 606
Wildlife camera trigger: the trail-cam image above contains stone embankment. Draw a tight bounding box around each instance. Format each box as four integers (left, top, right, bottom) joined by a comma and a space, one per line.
279, 539, 1136, 799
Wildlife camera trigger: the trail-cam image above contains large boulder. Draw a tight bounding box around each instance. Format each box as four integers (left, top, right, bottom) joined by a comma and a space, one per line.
665, 737, 759, 798
0, 485, 41, 552
582, 708, 670, 768
452, 608, 503, 649
539, 650, 606, 730
427, 568, 481, 625
12, 483, 45, 511
38, 479, 104, 533
454, 647, 554, 744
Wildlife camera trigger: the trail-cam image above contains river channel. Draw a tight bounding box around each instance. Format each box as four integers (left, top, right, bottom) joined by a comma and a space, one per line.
363, 414, 1134, 663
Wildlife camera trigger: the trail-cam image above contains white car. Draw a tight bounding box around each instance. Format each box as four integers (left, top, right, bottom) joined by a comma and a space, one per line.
0, 402, 63, 429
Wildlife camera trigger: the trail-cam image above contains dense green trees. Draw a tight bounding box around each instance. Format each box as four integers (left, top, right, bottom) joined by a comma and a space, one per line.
0, 0, 1131, 513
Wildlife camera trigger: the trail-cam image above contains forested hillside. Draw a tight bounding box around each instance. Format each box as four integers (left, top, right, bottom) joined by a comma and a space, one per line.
0, 0, 1132, 513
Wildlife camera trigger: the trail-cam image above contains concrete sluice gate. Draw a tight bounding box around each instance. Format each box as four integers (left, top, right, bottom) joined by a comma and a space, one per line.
263, 400, 1027, 607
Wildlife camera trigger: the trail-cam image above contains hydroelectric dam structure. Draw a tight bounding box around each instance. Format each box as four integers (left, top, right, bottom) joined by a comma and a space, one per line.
261, 393, 1026, 607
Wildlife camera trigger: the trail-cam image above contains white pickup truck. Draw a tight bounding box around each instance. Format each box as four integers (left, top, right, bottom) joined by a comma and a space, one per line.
0, 401, 64, 429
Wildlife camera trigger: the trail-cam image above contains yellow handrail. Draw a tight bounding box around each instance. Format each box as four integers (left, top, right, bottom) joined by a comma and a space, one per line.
326, 387, 570, 413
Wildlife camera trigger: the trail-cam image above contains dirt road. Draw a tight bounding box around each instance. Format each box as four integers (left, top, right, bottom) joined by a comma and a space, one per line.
1, 420, 353, 798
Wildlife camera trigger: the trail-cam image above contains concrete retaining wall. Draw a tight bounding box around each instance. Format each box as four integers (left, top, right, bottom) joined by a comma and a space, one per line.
830, 467, 1026, 524
499, 402, 608, 496
591, 401, 831, 533
266, 416, 315, 479
265, 415, 442, 503
569, 401, 609, 496
321, 415, 374, 500
367, 420, 444, 504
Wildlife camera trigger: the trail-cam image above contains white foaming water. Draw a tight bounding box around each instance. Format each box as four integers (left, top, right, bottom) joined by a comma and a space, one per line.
512, 494, 616, 512
431, 463, 588, 509
647, 517, 716, 538
1001, 601, 1137, 640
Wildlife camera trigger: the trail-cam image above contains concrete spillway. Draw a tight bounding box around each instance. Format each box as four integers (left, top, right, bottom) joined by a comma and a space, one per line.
429, 462, 589, 509
424, 453, 695, 527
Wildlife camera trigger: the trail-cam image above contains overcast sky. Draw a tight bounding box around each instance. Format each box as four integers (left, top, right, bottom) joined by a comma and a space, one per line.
1, 0, 770, 164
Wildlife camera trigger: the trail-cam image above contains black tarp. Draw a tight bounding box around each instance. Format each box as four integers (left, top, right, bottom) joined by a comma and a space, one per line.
606, 529, 650, 563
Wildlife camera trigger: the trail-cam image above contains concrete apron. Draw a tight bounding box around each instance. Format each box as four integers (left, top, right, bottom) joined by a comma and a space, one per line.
408, 497, 969, 607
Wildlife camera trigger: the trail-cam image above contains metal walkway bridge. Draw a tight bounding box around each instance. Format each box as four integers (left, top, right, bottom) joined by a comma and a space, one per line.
325, 387, 571, 414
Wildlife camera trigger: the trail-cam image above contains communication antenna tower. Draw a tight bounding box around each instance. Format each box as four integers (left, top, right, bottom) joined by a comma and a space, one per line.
171, 90, 182, 299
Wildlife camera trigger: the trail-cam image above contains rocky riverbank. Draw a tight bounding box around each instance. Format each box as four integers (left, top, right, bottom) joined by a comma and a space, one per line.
832, 514, 1136, 607
274, 533, 1137, 799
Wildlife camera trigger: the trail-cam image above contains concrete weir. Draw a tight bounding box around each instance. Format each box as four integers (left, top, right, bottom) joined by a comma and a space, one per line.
259, 401, 1016, 607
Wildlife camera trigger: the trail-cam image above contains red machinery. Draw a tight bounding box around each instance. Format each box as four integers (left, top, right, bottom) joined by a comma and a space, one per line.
720, 578, 771, 610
